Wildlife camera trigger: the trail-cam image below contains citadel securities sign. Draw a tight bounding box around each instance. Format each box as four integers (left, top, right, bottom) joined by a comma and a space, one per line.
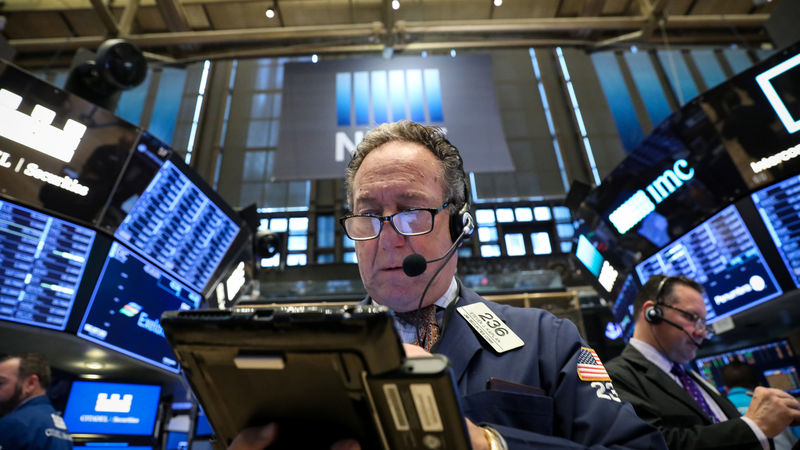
274, 55, 514, 180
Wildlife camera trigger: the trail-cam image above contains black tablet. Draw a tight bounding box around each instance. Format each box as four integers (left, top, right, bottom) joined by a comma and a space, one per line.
161, 304, 472, 450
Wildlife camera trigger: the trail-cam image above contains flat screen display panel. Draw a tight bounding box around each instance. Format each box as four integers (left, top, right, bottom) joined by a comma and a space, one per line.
77, 242, 200, 373
0, 199, 96, 330
74, 446, 151, 450
112, 157, 240, 293
63, 381, 161, 436
0, 61, 140, 225
635, 204, 782, 323
694, 339, 798, 394
751, 173, 800, 287
610, 273, 639, 342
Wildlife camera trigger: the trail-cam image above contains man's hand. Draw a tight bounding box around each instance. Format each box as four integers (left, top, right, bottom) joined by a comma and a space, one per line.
227, 423, 360, 450
744, 386, 800, 437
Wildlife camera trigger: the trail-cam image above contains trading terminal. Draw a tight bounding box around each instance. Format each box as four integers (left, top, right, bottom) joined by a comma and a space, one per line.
0, 1, 799, 448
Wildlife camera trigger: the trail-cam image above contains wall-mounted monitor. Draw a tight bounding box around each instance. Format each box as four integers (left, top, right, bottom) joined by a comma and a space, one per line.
635, 204, 782, 323
0, 199, 96, 330
108, 149, 241, 294
574, 234, 625, 299
0, 61, 140, 226
77, 241, 200, 373
63, 381, 161, 436
751, 173, 800, 288
610, 273, 639, 342
694, 339, 798, 395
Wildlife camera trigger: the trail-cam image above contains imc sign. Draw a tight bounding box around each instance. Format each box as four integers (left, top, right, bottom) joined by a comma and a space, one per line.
274, 55, 513, 180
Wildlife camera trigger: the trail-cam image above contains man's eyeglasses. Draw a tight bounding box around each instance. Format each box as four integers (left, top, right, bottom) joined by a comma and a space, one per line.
656, 303, 712, 336
339, 202, 449, 241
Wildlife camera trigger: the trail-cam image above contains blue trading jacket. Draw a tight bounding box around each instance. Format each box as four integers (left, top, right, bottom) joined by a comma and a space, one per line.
434, 284, 667, 449
0, 395, 73, 450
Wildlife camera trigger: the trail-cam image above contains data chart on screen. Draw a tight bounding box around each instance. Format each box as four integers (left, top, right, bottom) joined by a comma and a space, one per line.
113, 160, 240, 293
751, 173, 800, 288
635, 204, 782, 323
0, 200, 95, 330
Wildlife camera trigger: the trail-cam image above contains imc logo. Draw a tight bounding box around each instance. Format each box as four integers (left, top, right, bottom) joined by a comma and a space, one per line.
756, 52, 800, 134
335, 69, 444, 126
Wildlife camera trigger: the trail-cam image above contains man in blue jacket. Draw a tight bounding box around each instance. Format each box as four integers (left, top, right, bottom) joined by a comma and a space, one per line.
230, 120, 666, 449
0, 353, 73, 450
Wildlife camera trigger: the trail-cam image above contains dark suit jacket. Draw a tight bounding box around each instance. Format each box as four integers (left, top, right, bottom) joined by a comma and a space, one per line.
606, 344, 762, 450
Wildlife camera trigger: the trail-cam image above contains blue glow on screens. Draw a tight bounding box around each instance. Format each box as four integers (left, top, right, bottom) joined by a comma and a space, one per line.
751, 173, 800, 287
114, 160, 240, 293
64, 381, 161, 435
694, 340, 798, 394
77, 242, 200, 373
635, 204, 782, 323
74, 447, 151, 450
0, 200, 95, 330
576, 235, 603, 276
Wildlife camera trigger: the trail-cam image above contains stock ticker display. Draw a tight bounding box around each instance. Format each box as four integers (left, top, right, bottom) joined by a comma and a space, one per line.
114, 160, 240, 293
77, 242, 200, 373
635, 204, 782, 323
695, 339, 799, 394
0, 200, 95, 330
751, 173, 800, 288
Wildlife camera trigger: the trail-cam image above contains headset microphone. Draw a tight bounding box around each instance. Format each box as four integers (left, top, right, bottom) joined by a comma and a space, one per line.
645, 305, 704, 348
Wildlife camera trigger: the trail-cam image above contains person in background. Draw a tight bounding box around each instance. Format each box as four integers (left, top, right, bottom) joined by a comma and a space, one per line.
228, 120, 667, 450
606, 274, 800, 450
0, 353, 73, 449
722, 360, 799, 450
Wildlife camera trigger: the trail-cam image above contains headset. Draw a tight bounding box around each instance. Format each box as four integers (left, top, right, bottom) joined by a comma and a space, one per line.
643, 275, 670, 325
448, 177, 474, 243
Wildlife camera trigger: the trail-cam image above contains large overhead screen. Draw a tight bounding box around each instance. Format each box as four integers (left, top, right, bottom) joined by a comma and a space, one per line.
635, 204, 783, 323
751, 173, 800, 288
0, 61, 140, 226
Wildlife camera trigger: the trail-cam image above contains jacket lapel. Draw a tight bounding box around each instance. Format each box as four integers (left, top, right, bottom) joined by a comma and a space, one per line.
623, 346, 714, 423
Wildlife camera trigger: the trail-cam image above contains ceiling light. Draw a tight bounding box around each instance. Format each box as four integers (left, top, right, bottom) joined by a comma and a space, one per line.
421, 51, 428, 58
81, 374, 102, 379
265, 7, 275, 19
493, 0, 503, 6
311, 54, 319, 63
450, 49, 457, 58
392, 0, 400, 10
85, 362, 104, 370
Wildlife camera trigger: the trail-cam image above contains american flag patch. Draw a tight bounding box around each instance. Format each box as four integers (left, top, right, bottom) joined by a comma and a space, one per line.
577, 347, 611, 381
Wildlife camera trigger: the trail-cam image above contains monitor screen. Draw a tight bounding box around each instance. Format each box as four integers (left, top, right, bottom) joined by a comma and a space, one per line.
0, 199, 96, 330
74, 446, 151, 450
635, 204, 783, 323
194, 409, 213, 438
751, 173, 800, 288
763, 366, 800, 395
0, 61, 140, 226
694, 339, 798, 394
77, 242, 200, 373
63, 381, 161, 436
574, 234, 624, 297
111, 156, 240, 293
610, 273, 639, 342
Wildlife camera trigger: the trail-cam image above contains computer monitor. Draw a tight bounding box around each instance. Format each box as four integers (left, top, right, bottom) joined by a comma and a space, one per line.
74, 446, 151, 450
635, 203, 783, 323
63, 380, 161, 436
610, 273, 639, 342
76, 241, 201, 373
0, 61, 140, 226
108, 150, 241, 294
751, 173, 800, 288
0, 198, 97, 330
694, 339, 798, 394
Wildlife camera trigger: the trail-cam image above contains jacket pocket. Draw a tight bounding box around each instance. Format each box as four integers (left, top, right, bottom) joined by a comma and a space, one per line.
461, 390, 554, 435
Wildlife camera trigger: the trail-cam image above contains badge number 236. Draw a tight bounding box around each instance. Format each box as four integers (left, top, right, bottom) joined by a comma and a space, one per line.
477, 312, 509, 336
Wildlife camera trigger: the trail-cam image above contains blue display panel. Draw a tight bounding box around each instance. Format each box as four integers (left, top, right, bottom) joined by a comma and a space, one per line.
751, 173, 800, 288
113, 159, 240, 293
635, 204, 782, 323
77, 242, 200, 373
0, 200, 95, 330
64, 381, 161, 436
694, 339, 798, 395
610, 273, 638, 342
74, 446, 151, 450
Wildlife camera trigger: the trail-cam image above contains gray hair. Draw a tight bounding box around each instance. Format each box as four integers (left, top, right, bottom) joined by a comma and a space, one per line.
344, 120, 467, 215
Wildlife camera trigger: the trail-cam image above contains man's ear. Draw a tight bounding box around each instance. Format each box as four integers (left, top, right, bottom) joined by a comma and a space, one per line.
21, 373, 41, 397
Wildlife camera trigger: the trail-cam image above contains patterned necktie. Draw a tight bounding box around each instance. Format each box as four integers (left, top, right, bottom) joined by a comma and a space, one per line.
395, 305, 441, 351
671, 363, 719, 423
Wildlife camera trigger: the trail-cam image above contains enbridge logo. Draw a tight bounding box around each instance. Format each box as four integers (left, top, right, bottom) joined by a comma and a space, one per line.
336, 69, 444, 126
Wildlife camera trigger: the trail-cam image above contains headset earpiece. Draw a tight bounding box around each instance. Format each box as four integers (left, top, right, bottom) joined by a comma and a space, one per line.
645, 304, 664, 324
448, 176, 472, 242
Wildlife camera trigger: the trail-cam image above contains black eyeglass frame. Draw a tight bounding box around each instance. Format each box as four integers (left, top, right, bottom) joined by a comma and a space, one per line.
339, 202, 450, 241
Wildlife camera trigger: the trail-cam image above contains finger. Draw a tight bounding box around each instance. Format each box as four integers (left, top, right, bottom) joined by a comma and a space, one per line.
331, 439, 361, 450
228, 423, 278, 450
403, 343, 432, 358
